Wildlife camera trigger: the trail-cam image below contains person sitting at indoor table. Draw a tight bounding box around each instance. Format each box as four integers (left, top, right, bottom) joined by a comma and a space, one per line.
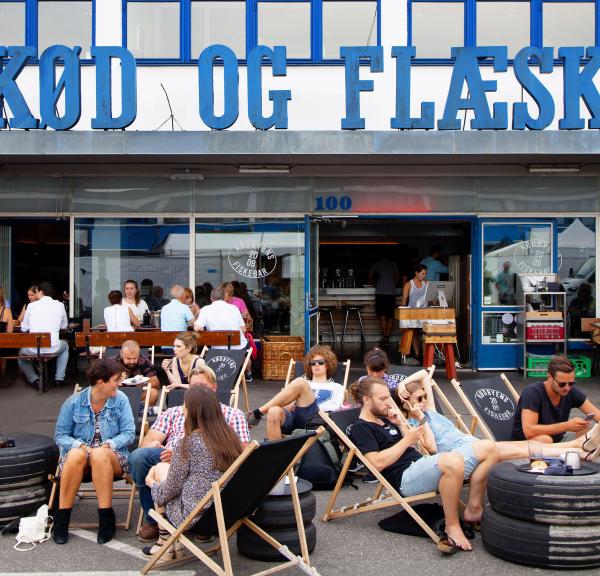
104, 289, 139, 332
53, 358, 135, 545
160, 285, 194, 332
123, 279, 150, 324
183, 287, 200, 318
15, 284, 39, 326
161, 332, 203, 390
401, 264, 429, 361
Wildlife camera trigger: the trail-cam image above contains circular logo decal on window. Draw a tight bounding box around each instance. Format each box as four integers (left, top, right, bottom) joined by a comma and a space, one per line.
228, 240, 277, 279
206, 355, 238, 382
473, 388, 515, 422
513, 239, 561, 275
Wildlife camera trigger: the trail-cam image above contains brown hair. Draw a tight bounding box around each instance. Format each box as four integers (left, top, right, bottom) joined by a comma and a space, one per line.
181, 386, 242, 471
108, 290, 123, 306
304, 345, 337, 380
548, 355, 575, 378
349, 376, 387, 406
398, 381, 426, 418
363, 348, 389, 373
124, 279, 140, 304
175, 331, 197, 354
0, 286, 5, 307
221, 282, 234, 298
87, 358, 123, 386
183, 287, 194, 303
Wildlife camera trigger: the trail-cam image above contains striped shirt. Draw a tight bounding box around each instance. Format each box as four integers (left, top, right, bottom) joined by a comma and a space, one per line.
152, 404, 250, 448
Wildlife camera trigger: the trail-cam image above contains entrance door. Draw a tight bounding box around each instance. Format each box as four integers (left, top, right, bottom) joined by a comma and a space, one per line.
476, 220, 556, 370
305, 216, 319, 348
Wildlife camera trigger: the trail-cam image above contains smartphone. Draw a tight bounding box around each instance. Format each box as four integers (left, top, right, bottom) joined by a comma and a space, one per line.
584, 414, 596, 422
418, 414, 429, 426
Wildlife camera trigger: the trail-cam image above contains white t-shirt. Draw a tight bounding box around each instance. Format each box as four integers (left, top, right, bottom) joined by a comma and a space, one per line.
125, 299, 149, 322
21, 295, 68, 350
104, 304, 134, 332
309, 380, 345, 413
194, 300, 247, 350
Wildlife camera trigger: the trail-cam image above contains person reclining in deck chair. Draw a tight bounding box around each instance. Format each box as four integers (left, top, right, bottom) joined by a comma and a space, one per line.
398, 378, 600, 464
130, 364, 249, 543
246, 345, 345, 440
143, 386, 243, 563
511, 355, 600, 444
349, 377, 498, 554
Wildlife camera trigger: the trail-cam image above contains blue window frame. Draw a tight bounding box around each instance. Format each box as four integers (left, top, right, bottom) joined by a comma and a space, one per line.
0, 0, 95, 59
408, 0, 600, 63
123, 0, 381, 64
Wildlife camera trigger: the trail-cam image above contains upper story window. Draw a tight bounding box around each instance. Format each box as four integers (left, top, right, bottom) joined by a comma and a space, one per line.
409, 0, 598, 61
124, 0, 380, 63
0, 0, 93, 58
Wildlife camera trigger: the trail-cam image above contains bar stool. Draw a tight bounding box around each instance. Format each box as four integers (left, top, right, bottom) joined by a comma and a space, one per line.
340, 305, 366, 354
318, 307, 337, 347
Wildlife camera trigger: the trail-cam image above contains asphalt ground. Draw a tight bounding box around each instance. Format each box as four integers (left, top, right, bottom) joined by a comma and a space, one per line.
2, 361, 600, 576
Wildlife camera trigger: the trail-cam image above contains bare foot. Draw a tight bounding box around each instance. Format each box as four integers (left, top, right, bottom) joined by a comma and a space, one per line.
462, 504, 482, 525
445, 523, 472, 551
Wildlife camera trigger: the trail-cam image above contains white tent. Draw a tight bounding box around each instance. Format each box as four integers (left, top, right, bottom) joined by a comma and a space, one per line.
558, 218, 595, 249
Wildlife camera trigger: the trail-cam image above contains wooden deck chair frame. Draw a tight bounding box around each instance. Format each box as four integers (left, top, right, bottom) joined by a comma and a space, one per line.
48, 383, 152, 531
283, 358, 352, 390
319, 409, 439, 544
141, 430, 324, 576
450, 373, 519, 441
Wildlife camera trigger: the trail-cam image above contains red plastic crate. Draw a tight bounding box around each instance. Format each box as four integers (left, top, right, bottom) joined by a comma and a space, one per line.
526, 323, 564, 340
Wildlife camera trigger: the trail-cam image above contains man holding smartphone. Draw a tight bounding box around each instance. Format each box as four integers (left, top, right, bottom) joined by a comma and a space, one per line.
512, 355, 600, 443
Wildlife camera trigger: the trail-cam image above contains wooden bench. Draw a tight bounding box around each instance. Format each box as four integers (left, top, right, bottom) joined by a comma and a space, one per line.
0, 332, 55, 393
75, 331, 241, 362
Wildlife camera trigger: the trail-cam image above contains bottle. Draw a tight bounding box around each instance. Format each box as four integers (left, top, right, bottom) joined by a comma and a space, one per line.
335, 269, 342, 289
347, 269, 355, 288
143, 310, 152, 326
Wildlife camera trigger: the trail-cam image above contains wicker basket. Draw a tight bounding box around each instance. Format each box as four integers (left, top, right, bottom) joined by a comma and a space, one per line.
261, 336, 305, 381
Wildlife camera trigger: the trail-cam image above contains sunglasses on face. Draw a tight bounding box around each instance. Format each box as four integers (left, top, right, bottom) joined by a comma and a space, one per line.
310, 360, 326, 366
414, 393, 428, 402
553, 376, 575, 389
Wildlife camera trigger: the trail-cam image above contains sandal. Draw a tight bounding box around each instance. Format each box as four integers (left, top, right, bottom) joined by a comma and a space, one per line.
462, 519, 481, 532
582, 424, 600, 455
142, 529, 184, 564
437, 533, 460, 555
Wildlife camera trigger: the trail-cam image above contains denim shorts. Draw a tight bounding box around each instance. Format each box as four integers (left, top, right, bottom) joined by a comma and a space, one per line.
281, 401, 319, 434
399, 442, 479, 497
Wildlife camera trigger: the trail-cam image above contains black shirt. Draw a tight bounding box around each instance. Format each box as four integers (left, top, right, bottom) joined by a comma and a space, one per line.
511, 380, 587, 442
350, 417, 422, 487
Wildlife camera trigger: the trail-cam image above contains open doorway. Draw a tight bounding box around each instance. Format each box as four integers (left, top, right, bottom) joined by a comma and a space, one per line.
316, 218, 472, 365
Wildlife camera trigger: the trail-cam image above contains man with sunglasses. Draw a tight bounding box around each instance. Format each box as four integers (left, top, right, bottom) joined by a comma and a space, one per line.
246, 345, 345, 440
512, 355, 600, 443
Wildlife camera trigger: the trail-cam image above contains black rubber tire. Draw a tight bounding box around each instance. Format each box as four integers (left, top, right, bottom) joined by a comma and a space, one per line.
487, 460, 600, 525
481, 505, 600, 569
249, 490, 316, 529
237, 522, 317, 562
0, 434, 58, 526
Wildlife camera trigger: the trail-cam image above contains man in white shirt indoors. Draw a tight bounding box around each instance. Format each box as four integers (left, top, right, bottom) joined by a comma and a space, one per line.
246, 345, 345, 440
18, 280, 68, 389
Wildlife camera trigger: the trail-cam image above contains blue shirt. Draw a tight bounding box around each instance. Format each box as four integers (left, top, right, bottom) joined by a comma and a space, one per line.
55, 387, 135, 458
160, 299, 193, 332
420, 256, 448, 282
408, 410, 472, 453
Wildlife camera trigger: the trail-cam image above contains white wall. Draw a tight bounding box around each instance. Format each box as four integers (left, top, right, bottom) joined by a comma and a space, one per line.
6, 0, 592, 131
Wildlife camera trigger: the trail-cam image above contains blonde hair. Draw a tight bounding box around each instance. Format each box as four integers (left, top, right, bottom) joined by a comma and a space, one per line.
175, 332, 198, 353
189, 363, 217, 386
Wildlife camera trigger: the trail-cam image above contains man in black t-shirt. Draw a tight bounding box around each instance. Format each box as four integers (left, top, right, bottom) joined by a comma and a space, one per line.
349, 377, 498, 553
512, 355, 600, 443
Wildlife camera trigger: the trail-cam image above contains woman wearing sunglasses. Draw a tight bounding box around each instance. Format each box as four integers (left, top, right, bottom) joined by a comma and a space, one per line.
246, 345, 345, 440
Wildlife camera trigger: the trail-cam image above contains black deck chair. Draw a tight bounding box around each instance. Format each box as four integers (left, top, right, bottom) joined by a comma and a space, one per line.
165, 387, 186, 409
142, 430, 323, 576
201, 347, 252, 411
451, 374, 520, 441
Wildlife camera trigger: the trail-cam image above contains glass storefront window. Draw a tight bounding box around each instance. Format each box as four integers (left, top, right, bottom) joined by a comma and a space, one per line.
195, 220, 305, 338
0, 2, 25, 46
127, 1, 180, 59
558, 217, 596, 338
411, 2, 464, 59
482, 312, 521, 343
74, 218, 190, 324
476, 1, 530, 59
38, 0, 93, 57
257, 2, 311, 59
191, 1, 246, 59
543, 2, 595, 49
483, 223, 552, 307
322, 1, 378, 59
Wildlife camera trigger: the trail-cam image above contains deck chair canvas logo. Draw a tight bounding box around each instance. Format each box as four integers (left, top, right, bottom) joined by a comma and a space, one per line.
206, 356, 237, 382
474, 388, 515, 421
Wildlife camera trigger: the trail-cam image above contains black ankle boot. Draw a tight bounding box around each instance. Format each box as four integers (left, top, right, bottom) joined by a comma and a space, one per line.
97, 507, 116, 544
52, 508, 72, 545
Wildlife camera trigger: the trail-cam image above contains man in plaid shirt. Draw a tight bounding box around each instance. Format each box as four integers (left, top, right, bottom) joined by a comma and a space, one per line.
130, 364, 249, 542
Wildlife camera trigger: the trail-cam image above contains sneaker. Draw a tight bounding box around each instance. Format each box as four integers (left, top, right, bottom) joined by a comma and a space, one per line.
348, 461, 365, 474
138, 521, 159, 542
193, 533, 216, 543
362, 473, 379, 484
246, 410, 261, 427
245, 371, 253, 382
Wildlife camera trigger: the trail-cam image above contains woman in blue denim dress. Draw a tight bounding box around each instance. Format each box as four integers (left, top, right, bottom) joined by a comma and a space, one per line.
53, 358, 135, 545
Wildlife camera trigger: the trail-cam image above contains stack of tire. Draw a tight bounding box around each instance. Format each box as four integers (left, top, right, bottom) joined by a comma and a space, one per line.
237, 479, 317, 561
0, 433, 59, 527
482, 461, 600, 569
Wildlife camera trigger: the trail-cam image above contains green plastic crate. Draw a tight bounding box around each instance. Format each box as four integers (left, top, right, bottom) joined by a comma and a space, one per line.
526, 354, 591, 378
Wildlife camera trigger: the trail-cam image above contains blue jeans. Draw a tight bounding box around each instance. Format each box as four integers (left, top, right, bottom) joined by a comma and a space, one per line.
18, 339, 69, 382
129, 447, 163, 524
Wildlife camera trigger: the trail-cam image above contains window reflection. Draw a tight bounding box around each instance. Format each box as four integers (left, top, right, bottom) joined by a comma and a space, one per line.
483, 223, 552, 306
195, 220, 305, 338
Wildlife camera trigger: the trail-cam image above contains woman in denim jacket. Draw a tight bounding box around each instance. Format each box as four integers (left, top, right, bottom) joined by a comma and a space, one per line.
53, 358, 135, 545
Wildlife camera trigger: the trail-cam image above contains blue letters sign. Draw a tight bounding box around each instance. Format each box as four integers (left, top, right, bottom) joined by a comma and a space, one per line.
0, 44, 599, 130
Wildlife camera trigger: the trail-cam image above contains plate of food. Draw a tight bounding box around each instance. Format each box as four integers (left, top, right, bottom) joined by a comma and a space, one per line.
121, 375, 149, 386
